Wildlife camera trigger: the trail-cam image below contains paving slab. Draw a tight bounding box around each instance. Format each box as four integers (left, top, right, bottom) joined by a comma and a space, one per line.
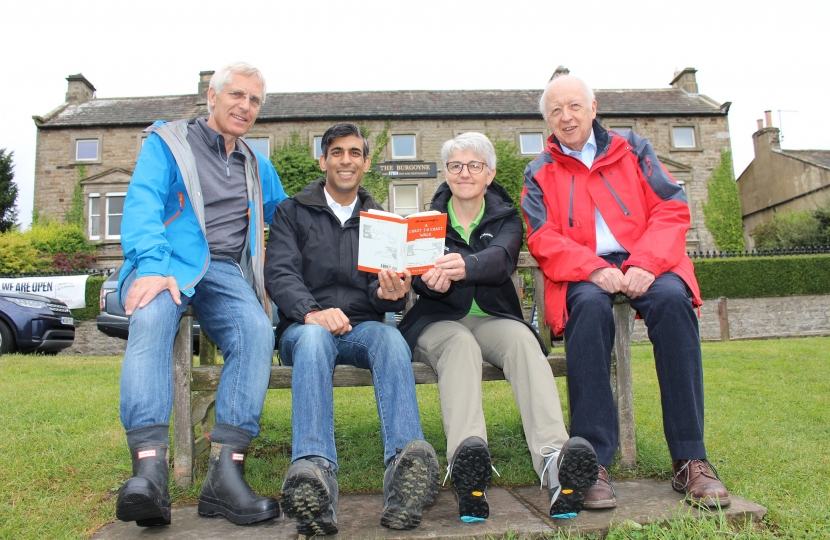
93, 480, 766, 539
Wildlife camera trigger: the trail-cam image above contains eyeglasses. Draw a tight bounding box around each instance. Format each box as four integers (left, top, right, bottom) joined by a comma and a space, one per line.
446, 161, 486, 174
226, 91, 262, 108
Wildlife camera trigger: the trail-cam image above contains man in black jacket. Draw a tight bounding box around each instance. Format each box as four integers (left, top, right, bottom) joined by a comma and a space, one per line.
264, 123, 439, 536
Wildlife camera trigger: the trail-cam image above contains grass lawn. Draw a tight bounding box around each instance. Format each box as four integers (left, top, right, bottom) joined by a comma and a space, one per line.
1, 337, 828, 538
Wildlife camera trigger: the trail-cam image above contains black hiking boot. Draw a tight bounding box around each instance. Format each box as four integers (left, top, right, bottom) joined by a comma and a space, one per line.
544, 437, 598, 517
450, 436, 492, 521
380, 439, 440, 530
280, 457, 339, 536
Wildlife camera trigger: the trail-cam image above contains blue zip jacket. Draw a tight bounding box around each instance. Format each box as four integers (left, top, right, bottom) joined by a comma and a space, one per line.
118, 119, 286, 309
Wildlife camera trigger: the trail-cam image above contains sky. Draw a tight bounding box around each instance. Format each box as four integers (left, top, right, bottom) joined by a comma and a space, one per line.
2, 0, 829, 229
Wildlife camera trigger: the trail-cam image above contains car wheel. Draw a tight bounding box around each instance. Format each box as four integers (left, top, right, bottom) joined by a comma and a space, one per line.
0, 320, 16, 355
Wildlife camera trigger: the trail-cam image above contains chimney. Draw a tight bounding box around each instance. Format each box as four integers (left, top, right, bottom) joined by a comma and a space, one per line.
65, 74, 96, 104
550, 65, 570, 81
198, 70, 214, 105
753, 110, 780, 153
669, 67, 698, 94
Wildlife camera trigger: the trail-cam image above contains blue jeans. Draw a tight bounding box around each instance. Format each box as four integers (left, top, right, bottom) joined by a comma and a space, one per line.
565, 265, 706, 465
279, 321, 424, 470
119, 260, 274, 447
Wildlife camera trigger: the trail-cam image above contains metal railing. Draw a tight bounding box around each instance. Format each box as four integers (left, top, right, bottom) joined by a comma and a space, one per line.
688, 246, 830, 259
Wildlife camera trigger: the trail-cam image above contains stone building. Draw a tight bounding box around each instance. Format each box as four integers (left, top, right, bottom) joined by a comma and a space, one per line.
33, 67, 731, 267
737, 111, 830, 247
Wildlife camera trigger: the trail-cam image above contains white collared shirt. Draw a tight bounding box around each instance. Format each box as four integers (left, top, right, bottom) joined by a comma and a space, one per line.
323, 187, 357, 226
560, 131, 626, 256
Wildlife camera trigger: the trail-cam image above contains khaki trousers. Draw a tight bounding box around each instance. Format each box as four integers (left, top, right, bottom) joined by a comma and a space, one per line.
414, 316, 569, 476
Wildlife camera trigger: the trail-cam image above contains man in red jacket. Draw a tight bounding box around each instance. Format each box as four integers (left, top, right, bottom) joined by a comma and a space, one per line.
521, 75, 729, 509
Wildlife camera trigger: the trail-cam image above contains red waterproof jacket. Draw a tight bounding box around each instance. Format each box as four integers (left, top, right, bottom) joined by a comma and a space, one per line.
521, 122, 702, 336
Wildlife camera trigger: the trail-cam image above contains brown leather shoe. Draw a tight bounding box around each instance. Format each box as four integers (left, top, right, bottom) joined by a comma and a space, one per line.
583, 465, 616, 509
672, 459, 731, 508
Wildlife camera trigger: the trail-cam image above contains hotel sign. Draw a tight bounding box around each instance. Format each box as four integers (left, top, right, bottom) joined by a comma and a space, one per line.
376, 162, 437, 178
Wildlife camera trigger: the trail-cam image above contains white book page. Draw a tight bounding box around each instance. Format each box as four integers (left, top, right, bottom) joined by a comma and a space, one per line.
404, 238, 445, 269
358, 217, 407, 272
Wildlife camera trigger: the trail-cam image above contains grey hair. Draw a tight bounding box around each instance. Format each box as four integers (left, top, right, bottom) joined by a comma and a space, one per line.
441, 132, 497, 170
207, 62, 267, 113
538, 75, 595, 119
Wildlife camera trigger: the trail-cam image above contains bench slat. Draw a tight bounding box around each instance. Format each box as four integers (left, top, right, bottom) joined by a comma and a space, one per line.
190, 354, 568, 392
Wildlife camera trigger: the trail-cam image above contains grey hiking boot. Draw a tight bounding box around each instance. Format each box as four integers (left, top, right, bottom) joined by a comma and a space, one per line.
280, 457, 339, 536
380, 439, 440, 530
449, 436, 492, 521
541, 437, 598, 517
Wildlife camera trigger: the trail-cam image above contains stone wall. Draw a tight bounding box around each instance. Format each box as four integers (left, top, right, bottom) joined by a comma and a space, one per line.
60, 320, 126, 356
631, 293, 830, 342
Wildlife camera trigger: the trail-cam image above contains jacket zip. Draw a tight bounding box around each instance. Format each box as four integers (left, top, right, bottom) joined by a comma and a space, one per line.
568, 176, 575, 227
598, 172, 630, 216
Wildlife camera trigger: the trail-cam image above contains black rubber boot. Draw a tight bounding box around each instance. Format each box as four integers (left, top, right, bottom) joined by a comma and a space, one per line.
115, 443, 171, 527
197, 443, 280, 525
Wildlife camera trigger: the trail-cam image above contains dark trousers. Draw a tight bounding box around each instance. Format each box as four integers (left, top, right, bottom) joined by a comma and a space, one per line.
564, 255, 706, 465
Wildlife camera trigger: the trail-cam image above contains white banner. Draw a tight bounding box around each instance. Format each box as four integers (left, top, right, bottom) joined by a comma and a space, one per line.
0, 275, 91, 309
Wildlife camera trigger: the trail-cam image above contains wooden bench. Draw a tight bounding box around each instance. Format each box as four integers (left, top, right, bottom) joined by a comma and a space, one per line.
171, 252, 636, 487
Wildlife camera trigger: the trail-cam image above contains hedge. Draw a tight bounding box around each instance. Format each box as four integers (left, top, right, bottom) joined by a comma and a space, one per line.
693, 254, 830, 299
73, 276, 106, 321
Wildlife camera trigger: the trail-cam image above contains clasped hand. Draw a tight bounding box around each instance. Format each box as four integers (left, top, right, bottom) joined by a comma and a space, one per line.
589, 265, 655, 299
421, 253, 466, 293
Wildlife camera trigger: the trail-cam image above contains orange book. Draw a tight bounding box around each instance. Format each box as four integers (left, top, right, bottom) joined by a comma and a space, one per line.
357, 209, 447, 275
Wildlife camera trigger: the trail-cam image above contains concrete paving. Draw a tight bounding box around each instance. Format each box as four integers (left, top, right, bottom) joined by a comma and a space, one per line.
93, 480, 766, 539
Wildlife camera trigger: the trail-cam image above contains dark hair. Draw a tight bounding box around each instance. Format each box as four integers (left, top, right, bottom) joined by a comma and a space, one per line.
321, 123, 370, 159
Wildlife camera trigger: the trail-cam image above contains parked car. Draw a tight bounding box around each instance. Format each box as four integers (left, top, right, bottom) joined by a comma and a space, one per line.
97, 266, 279, 349
0, 291, 75, 355
96, 269, 201, 349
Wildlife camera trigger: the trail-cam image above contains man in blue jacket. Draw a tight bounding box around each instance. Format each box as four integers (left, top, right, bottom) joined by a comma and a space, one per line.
114, 62, 287, 528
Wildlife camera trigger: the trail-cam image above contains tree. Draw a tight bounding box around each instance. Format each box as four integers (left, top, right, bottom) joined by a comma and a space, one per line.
0, 149, 19, 233
270, 133, 321, 196
702, 150, 745, 250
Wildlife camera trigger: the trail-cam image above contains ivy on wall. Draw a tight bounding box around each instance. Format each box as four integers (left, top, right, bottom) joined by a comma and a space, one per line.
358, 121, 391, 204
702, 150, 745, 251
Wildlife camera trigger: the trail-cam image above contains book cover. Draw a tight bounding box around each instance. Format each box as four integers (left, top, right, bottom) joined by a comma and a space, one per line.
357, 210, 447, 275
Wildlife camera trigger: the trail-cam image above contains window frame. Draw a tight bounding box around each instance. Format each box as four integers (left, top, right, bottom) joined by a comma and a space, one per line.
243, 135, 272, 158
669, 123, 702, 151
389, 132, 420, 161
309, 133, 324, 159
390, 183, 421, 217
104, 192, 127, 240
517, 131, 546, 156
70, 133, 103, 164
88, 193, 101, 240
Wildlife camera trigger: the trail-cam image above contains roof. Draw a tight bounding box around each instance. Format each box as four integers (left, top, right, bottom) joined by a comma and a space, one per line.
779, 149, 830, 170
34, 88, 726, 129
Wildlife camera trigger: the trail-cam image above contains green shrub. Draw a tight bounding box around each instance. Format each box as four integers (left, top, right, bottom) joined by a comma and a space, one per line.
72, 275, 105, 321
750, 206, 829, 249
693, 254, 830, 299
0, 232, 52, 273
270, 133, 321, 197
22, 221, 97, 256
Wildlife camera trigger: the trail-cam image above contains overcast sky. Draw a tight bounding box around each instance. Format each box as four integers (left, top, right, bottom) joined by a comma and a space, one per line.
3, 0, 828, 228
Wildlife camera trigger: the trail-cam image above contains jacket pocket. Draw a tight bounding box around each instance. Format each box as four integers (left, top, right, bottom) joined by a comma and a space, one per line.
164, 192, 185, 226
598, 172, 630, 216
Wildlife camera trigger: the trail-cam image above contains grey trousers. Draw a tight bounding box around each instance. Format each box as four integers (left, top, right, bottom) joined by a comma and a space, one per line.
414, 316, 569, 476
